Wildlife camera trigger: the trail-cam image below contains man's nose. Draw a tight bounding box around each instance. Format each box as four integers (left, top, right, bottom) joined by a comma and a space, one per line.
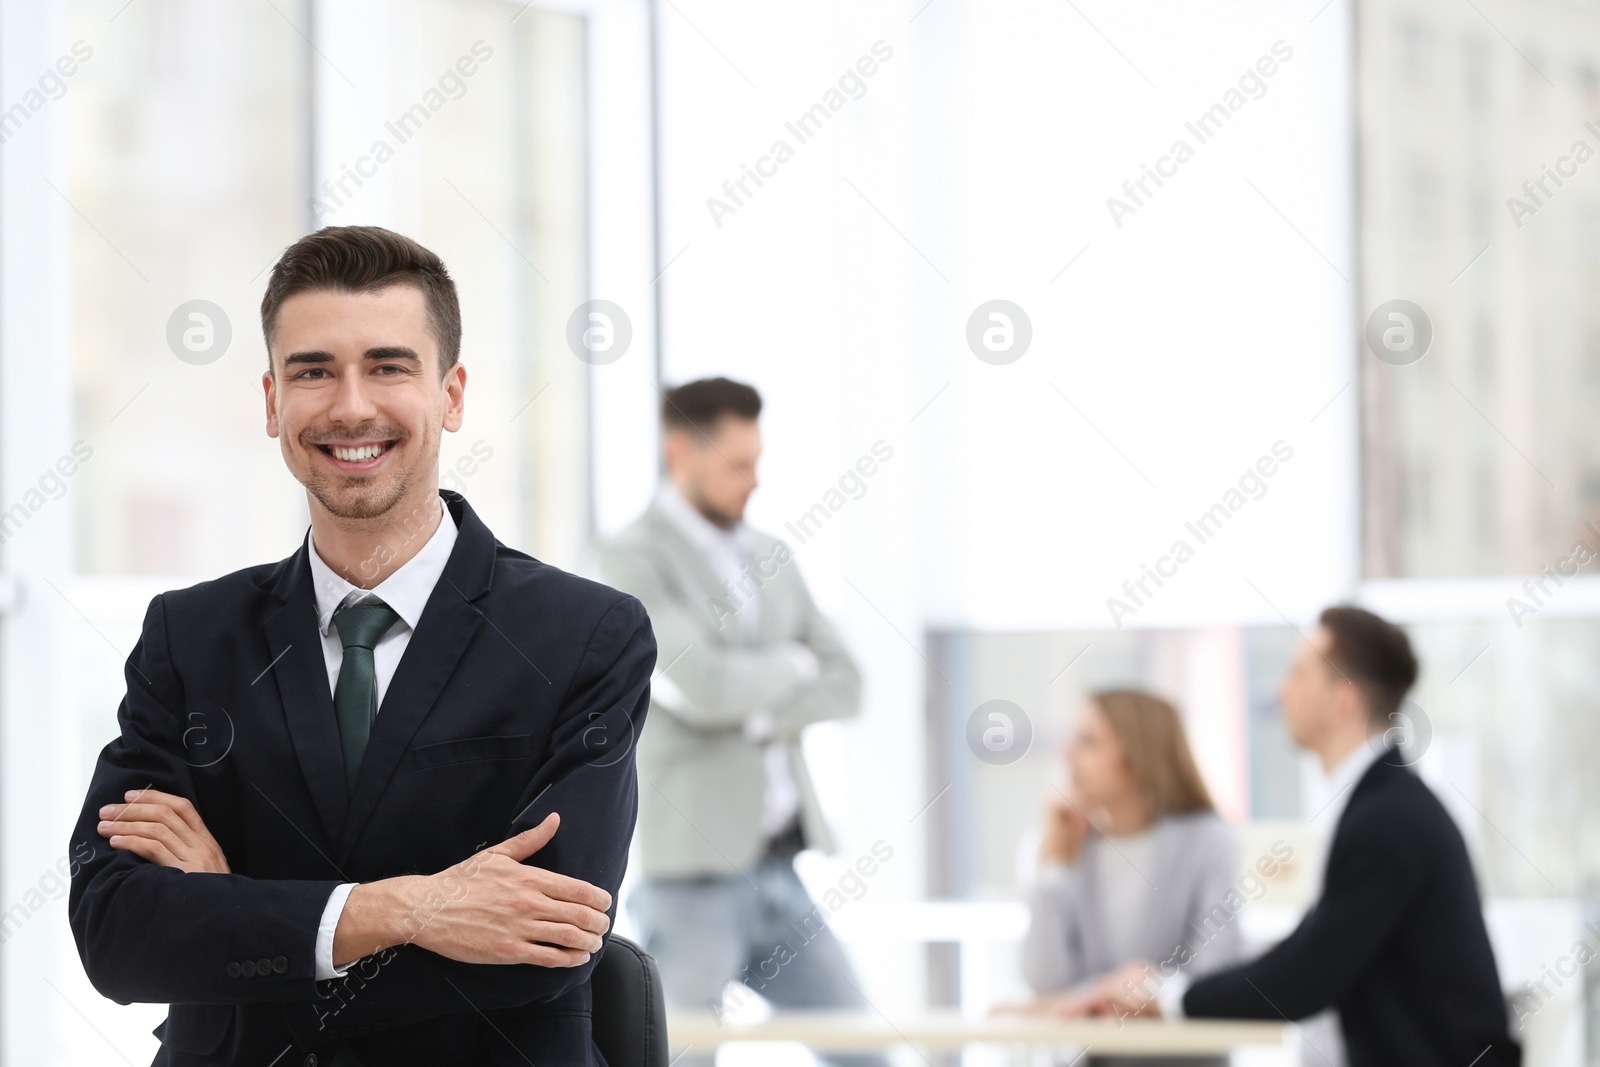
326, 366, 380, 424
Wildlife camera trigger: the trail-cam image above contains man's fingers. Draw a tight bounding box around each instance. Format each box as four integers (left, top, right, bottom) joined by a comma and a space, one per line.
513, 942, 593, 969
106, 832, 179, 869
535, 897, 612, 936
526, 869, 612, 913
520, 920, 605, 954
488, 813, 559, 863
101, 792, 207, 836
99, 804, 190, 831
99, 819, 183, 853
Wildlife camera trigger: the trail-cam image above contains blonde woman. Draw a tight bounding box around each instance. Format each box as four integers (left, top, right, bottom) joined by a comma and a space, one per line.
1017, 689, 1243, 1066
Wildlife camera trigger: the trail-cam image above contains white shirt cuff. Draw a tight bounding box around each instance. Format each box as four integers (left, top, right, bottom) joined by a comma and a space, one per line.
784, 643, 821, 684
315, 882, 357, 981
743, 709, 776, 743
1156, 969, 1191, 1019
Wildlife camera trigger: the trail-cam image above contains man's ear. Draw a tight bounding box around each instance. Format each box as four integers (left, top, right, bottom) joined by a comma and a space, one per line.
262, 369, 281, 439
441, 362, 466, 433
1338, 677, 1370, 731
662, 428, 687, 472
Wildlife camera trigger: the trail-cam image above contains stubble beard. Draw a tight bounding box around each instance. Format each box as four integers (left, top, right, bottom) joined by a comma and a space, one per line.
299, 427, 435, 522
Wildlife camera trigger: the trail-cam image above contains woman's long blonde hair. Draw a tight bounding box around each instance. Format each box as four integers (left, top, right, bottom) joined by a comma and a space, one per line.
1089, 688, 1214, 816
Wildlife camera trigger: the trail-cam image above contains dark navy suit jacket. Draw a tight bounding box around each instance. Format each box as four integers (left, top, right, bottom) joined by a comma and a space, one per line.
1184, 749, 1519, 1067
67, 489, 656, 1066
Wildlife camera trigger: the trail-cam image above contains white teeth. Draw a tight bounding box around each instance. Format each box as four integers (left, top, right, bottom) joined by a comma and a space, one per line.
330, 444, 386, 462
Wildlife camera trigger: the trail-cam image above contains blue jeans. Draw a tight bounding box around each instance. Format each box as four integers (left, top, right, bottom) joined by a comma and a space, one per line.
631, 857, 891, 1067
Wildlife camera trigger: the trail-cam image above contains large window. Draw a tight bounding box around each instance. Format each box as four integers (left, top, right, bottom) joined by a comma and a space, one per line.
67, 0, 310, 577
1357, 0, 1600, 898
1361, 0, 1600, 579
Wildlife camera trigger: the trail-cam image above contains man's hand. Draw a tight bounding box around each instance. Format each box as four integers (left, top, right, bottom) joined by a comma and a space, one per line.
96, 788, 232, 874
1081, 961, 1164, 1018
333, 812, 612, 971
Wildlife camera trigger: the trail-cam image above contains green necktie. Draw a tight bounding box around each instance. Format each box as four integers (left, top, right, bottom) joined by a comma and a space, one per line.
331, 597, 400, 794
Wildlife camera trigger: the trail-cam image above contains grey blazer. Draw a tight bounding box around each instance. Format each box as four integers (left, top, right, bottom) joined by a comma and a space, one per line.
1021, 810, 1245, 1067
598, 500, 861, 879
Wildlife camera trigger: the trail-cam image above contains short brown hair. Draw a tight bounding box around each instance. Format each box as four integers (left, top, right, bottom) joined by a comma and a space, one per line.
1089, 689, 1214, 817
661, 377, 761, 434
260, 226, 461, 377
1318, 605, 1418, 723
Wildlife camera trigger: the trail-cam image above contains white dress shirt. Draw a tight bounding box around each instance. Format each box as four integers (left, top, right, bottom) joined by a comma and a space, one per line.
307, 500, 459, 980
654, 483, 811, 839
1304, 739, 1385, 892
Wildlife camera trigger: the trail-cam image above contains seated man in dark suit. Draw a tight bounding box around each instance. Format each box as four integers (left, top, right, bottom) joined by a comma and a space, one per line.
67, 225, 655, 1066
1082, 606, 1519, 1067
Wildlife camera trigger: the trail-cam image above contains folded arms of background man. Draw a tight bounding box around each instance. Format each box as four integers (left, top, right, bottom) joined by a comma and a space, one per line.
599, 542, 858, 735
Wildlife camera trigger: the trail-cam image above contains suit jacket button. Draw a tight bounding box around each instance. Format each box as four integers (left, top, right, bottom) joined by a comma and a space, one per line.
240, 960, 257, 977
273, 955, 289, 974
302, 1056, 318, 1067
256, 958, 272, 975
225, 962, 241, 978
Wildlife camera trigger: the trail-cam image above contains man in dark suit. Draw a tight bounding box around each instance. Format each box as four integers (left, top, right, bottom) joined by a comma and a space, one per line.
1083, 606, 1519, 1067
67, 225, 655, 1066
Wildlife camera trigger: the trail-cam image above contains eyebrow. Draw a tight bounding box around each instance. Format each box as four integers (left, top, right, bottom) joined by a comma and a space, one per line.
282, 346, 423, 368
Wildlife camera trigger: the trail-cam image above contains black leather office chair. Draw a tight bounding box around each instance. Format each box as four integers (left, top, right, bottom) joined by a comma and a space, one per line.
590, 934, 669, 1067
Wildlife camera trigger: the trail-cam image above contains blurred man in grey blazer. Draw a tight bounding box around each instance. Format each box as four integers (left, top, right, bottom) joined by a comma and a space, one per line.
599, 377, 885, 1067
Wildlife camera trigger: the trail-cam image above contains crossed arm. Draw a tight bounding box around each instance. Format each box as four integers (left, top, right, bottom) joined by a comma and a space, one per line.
95, 790, 610, 971
599, 538, 861, 736
70, 590, 656, 1040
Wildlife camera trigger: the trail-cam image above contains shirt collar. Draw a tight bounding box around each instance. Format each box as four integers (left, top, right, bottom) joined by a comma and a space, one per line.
1326, 736, 1386, 798
655, 482, 753, 554
306, 499, 459, 637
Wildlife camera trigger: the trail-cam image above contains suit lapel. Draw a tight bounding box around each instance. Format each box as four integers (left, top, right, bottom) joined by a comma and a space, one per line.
263, 540, 349, 848
335, 490, 494, 864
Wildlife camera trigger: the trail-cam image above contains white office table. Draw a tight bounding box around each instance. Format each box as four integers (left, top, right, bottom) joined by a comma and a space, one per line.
667, 1011, 1286, 1053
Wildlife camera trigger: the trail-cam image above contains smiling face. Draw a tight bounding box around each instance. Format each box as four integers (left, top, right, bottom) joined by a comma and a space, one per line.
262, 284, 464, 522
